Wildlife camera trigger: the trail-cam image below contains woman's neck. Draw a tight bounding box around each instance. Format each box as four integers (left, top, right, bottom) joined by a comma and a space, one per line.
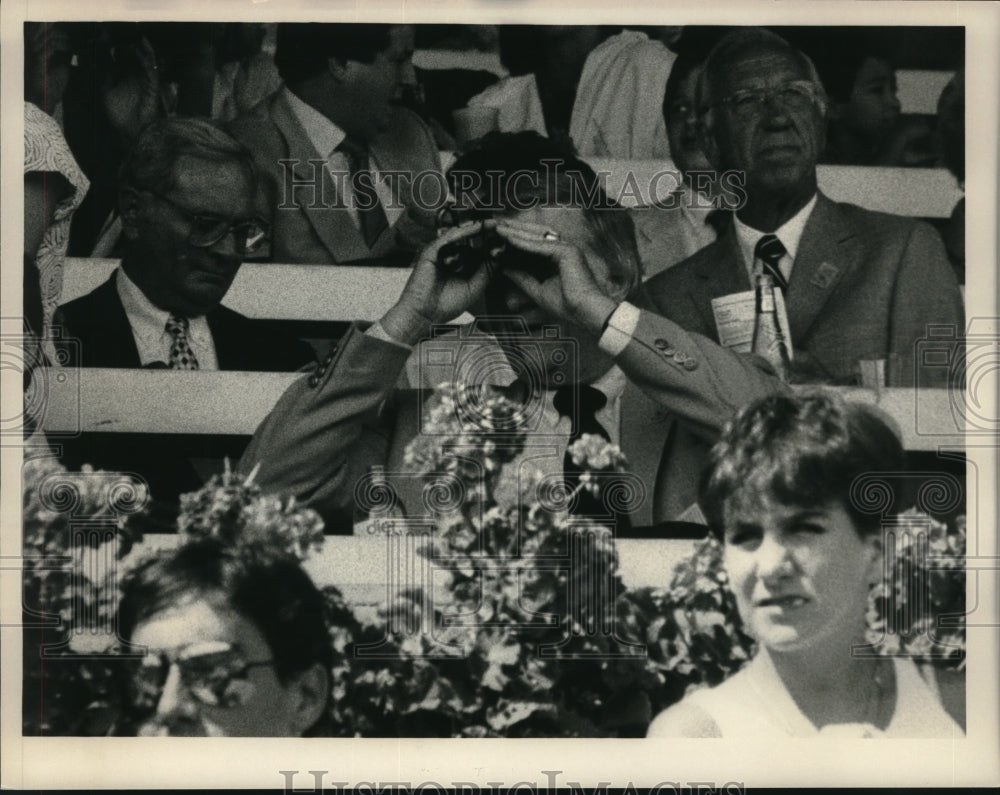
754, 642, 893, 731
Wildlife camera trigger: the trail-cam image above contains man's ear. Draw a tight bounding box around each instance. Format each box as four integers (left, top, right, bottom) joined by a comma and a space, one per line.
119, 186, 143, 241
287, 662, 329, 736
326, 56, 350, 83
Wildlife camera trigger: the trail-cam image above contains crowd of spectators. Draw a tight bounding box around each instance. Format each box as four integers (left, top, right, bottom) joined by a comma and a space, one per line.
22, 22, 968, 737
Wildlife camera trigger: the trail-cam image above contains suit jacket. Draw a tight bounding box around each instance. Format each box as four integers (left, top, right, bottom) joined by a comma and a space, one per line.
644, 193, 965, 387
228, 90, 442, 265
238, 311, 784, 533
54, 275, 314, 371
51, 275, 315, 523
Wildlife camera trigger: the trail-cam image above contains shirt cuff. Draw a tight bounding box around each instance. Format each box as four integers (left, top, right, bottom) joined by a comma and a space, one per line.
598, 301, 641, 357
366, 320, 415, 351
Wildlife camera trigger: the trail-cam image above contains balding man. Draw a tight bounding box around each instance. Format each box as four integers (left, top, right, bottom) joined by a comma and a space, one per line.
645, 29, 963, 387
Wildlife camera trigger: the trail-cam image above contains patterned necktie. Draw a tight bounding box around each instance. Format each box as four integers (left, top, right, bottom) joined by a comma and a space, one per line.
337, 136, 389, 249
165, 314, 200, 370
553, 385, 630, 532
754, 234, 789, 293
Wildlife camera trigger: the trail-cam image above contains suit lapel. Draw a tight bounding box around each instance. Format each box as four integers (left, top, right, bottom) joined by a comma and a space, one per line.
98, 278, 143, 367
786, 193, 860, 342
689, 225, 750, 340
270, 93, 371, 262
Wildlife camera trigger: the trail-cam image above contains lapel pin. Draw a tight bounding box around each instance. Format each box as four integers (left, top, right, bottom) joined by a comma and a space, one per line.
811, 262, 840, 289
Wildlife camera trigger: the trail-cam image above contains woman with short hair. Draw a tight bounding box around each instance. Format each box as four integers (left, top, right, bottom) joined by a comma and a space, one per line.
648, 392, 964, 738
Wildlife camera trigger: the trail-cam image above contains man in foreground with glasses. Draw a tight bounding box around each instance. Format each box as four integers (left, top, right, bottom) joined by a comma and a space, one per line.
644, 28, 962, 387
55, 117, 312, 371
117, 538, 332, 736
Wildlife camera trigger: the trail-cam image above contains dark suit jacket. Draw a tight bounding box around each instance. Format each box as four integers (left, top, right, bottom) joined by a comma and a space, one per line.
51, 275, 315, 522
54, 275, 314, 371
239, 310, 785, 533
228, 90, 442, 265
643, 193, 965, 387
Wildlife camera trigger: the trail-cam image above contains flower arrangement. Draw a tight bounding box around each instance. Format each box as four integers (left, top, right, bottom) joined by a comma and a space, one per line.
175, 461, 325, 561
331, 382, 668, 736
21, 455, 148, 735
22, 385, 967, 736
865, 509, 966, 665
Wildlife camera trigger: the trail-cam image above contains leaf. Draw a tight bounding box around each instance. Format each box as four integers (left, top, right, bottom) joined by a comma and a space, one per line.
486, 700, 556, 731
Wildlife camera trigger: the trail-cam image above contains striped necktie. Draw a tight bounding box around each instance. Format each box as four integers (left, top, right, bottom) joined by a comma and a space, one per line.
754, 234, 789, 293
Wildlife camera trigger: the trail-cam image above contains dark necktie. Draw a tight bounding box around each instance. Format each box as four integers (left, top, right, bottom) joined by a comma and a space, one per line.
553, 385, 630, 532
705, 208, 731, 238
337, 137, 389, 249
754, 234, 789, 293
165, 314, 199, 370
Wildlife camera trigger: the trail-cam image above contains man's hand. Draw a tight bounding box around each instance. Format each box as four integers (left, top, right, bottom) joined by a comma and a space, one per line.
380, 221, 494, 345
493, 219, 619, 335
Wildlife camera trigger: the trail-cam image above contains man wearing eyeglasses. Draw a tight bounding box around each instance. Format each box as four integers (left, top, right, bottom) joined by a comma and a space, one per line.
644, 28, 962, 387
117, 538, 332, 736
53, 119, 313, 521
55, 117, 312, 372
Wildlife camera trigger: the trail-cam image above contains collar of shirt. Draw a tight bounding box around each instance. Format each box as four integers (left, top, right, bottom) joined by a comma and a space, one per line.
115, 267, 218, 369
734, 192, 818, 285
283, 86, 347, 161
283, 86, 402, 230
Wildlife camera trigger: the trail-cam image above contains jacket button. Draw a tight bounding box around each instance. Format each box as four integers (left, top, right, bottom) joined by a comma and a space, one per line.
683, 358, 699, 371
673, 352, 686, 364
661, 346, 675, 357
308, 374, 319, 387
654, 338, 670, 350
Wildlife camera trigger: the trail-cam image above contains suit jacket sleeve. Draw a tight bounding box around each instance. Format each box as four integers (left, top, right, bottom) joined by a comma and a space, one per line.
889, 220, 965, 388
617, 308, 788, 440
238, 324, 411, 517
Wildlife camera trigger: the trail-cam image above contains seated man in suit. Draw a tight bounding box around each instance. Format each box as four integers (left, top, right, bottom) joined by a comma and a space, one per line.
228, 23, 441, 265
645, 29, 964, 387
54, 118, 313, 521
56, 117, 313, 371
238, 132, 784, 532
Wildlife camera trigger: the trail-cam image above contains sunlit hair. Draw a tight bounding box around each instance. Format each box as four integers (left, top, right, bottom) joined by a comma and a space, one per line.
118, 538, 333, 688
119, 117, 255, 196
697, 28, 828, 135
699, 392, 904, 539
447, 131, 643, 299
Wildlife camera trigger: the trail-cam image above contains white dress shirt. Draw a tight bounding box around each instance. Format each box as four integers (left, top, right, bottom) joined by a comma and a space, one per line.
283, 87, 403, 229
733, 192, 819, 285
115, 267, 219, 369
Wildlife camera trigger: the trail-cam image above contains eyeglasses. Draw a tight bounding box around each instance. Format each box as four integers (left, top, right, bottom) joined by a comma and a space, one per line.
149, 192, 269, 255
716, 80, 821, 119
128, 641, 274, 713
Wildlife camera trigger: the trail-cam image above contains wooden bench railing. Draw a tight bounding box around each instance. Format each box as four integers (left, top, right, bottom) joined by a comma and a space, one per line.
36, 368, 966, 451
37, 369, 964, 591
